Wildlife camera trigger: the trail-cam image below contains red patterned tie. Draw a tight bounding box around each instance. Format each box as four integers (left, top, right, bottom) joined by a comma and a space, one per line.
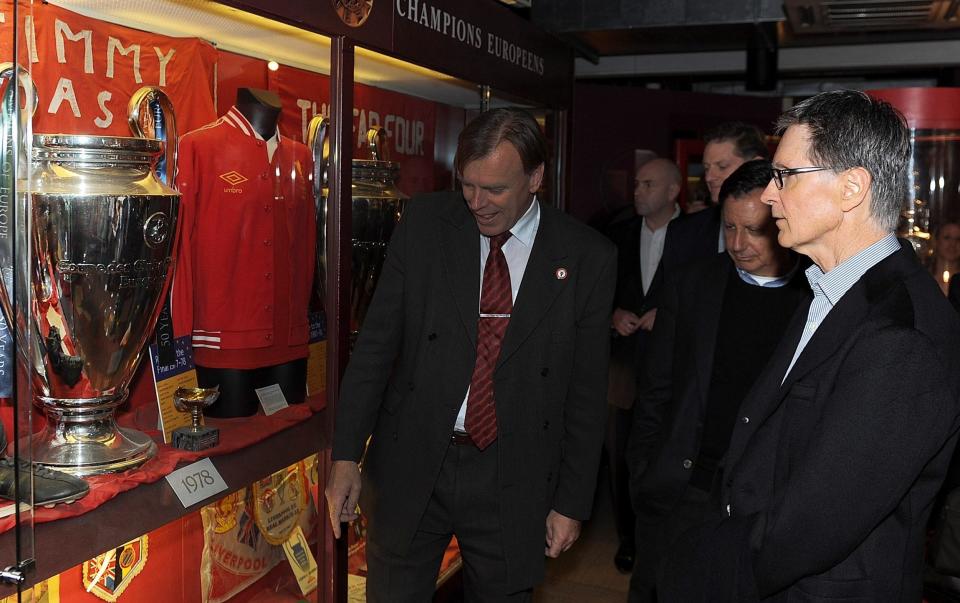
465, 231, 512, 450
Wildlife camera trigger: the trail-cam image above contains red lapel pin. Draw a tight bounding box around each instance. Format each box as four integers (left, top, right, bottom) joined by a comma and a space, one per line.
556, 268, 568, 280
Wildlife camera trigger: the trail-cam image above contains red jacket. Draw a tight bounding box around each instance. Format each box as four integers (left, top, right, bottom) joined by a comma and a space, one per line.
172, 107, 316, 369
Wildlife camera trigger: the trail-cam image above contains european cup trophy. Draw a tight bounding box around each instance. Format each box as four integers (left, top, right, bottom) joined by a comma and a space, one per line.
172, 387, 220, 451
0, 69, 181, 476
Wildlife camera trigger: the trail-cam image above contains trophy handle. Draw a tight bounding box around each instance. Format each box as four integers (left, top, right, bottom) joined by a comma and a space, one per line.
0, 63, 38, 356
306, 115, 329, 196
0, 62, 39, 123
128, 87, 177, 188
366, 126, 389, 162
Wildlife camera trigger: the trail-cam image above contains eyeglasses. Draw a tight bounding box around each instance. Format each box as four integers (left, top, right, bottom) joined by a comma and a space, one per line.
771, 166, 829, 190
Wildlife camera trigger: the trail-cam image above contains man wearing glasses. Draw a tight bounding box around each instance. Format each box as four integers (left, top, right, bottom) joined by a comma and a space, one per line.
659, 90, 960, 602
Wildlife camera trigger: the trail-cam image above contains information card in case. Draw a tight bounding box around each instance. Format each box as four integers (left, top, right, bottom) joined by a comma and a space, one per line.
166, 457, 228, 508
282, 525, 318, 595
306, 311, 327, 397
149, 335, 200, 443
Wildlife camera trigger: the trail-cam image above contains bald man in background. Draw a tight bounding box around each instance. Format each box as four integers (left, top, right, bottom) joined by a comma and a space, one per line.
605, 158, 683, 574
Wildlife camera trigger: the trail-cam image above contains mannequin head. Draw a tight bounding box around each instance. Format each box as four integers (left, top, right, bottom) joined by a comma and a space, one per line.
236, 88, 281, 140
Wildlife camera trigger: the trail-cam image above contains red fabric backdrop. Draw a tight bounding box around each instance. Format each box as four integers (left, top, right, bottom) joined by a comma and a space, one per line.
0, 2, 218, 135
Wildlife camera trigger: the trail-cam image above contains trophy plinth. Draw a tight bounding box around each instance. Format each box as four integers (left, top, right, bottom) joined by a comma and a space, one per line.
172, 387, 220, 451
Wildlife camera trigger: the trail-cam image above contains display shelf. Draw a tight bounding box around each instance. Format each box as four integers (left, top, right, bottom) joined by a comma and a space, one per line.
0, 409, 328, 592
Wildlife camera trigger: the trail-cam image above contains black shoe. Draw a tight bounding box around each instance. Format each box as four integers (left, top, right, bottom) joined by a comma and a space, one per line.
0, 457, 89, 507
614, 542, 635, 574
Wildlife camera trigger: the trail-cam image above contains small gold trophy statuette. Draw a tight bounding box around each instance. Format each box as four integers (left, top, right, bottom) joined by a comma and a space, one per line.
172, 386, 221, 451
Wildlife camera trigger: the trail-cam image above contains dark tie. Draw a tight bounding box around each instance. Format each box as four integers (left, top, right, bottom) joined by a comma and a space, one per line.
465, 231, 512, 450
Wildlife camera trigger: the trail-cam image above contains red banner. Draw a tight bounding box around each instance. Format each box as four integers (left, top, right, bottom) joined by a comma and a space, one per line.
268, 65, 437, 195
0, 2, 218, 136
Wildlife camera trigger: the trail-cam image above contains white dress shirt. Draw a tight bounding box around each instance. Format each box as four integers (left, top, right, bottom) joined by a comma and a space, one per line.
639, 205, 681, 294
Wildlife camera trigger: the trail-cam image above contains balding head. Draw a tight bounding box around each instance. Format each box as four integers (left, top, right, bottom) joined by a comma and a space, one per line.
634, 158, 681, 220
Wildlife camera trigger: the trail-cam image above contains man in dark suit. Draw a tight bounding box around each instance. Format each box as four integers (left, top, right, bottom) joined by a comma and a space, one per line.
665, 122, 769, 270
605, 158, 682, 573
325, 108, 617, 602
626, 160, 807, 602
659, 90, 960, 602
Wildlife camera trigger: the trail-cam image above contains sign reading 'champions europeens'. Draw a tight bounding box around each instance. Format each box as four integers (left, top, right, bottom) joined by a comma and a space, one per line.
215, 0, 572, 107
394, 0, 546, 76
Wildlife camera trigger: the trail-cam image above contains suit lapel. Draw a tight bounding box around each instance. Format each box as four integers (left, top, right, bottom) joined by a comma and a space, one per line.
727, 247, 919, 468
694, 257, 731, 410
497, 202, 568, 369
438, 195, 481, 348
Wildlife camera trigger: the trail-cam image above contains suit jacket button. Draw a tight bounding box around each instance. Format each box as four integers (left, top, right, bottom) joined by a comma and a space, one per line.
541, 368, 549, 377
546, 472, 552, 483
428, 333, 437, 341
741, 416, 750, 424
408, 382, 415, 391
682, 459, 693, 470
543, 420, 550, 430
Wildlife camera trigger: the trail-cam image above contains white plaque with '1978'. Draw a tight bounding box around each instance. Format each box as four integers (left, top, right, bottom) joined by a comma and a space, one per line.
166, 457, 228, 507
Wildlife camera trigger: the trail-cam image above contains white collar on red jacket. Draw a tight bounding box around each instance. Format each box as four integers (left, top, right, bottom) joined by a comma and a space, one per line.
223, 105, 280, 142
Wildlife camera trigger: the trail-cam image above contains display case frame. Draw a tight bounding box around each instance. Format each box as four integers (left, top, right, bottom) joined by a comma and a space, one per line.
0, 1, 575, 601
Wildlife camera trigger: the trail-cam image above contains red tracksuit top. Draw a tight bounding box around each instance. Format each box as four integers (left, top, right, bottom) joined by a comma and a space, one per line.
172, 106, 316, 369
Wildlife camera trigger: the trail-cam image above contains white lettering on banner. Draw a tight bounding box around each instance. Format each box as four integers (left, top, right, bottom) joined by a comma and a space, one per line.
94, 90, 113, 128
49, 77, 81, 117
297, 98, 314, 143
106, 37, 142, 83
55, 19, 94, 74
394, 0, 544, 74
11, 12, 183, 129
297, 99, 424, 157
154, 47, 175, 87
24, 16, 39, 64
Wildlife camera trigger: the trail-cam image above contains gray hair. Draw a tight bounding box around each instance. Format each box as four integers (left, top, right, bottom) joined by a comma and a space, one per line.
775, 90, 909, 232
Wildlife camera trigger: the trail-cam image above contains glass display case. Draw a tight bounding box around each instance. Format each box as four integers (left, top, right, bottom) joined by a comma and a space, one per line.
0, 1, 574, 602
869, 88, 960, 291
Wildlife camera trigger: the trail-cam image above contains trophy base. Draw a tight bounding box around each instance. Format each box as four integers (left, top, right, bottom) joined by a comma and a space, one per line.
172, 426, 219, 451
27, 425, 158, 478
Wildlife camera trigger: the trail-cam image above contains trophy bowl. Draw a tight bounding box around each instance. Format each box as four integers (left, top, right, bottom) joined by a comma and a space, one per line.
0, 134, 180, 476
172, 386, 220, 451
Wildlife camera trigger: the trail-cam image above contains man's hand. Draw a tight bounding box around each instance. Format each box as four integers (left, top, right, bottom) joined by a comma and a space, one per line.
324, 460, 362, 539
545, 510, 581, 558
637, 308, 657, 332
613, 308, 641, 336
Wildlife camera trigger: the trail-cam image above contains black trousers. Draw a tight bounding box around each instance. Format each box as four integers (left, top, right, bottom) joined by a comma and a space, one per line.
628, 486, 713, 603
605, 404, 636, 549
365, 439, 533, 603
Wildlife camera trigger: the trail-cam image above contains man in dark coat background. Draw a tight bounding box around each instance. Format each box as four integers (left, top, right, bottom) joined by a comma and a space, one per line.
325, 108, 616, 602
627, 159, 808, 602
659, 90, 960, 602
604, 158, 683, 573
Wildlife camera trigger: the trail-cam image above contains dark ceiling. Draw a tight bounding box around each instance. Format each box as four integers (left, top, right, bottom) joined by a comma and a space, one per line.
519, 0, 960, 89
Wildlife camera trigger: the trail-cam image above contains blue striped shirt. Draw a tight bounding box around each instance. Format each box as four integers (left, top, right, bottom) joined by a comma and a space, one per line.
782, 234, 900, 381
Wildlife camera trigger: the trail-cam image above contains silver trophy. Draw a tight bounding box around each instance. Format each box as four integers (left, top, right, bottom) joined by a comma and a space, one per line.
307, 119, 408, 338
0, 69, 180, 476
172, 386, 220, 451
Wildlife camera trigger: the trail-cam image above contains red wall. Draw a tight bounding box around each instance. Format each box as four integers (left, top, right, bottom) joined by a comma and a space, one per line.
570, 83, 782, 227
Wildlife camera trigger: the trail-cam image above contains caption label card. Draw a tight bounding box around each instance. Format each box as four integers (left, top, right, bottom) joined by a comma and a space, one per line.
166, 457, 228, 508
282, 525, 318, 595
149, 335, 199, 443
255, 383, 290, 416
306, 311, 327, 397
